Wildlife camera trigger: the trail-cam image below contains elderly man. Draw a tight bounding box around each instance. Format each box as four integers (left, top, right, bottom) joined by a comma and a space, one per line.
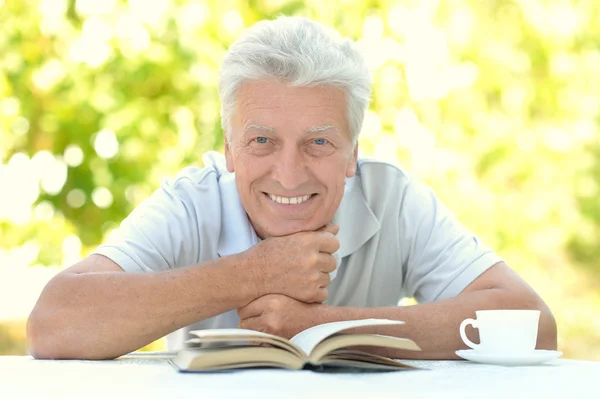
27, 16, 556, 360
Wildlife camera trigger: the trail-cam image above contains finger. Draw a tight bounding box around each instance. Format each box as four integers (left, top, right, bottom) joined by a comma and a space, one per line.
318, 271, 331, 288
315, 233, 340, 254
317, 253, 337, 273
321, 287, 329, 302
309, 287, 328, 304
317, 224, 339, 236
237, 299, 264, 320
239, 316, 264, 332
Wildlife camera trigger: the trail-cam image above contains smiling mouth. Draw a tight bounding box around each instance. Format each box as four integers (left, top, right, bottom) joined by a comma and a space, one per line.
264, 193, 315, 205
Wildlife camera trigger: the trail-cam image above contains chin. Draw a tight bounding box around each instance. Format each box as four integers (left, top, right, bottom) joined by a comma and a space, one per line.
261, 220, 320, 238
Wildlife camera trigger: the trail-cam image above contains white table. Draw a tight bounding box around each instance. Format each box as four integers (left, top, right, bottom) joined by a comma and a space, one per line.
1, 354, 599, 398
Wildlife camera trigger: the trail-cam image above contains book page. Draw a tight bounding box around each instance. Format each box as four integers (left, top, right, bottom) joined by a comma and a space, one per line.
308, 334, 420, 362
188, 329, 305, 358
290, 319, 403, 356
171, 347, 305, 371
189, 328, 272, 339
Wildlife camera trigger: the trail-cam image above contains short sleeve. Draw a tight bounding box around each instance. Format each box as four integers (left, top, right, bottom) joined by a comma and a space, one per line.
93, 176, 204, 273
400, 178, 502, 303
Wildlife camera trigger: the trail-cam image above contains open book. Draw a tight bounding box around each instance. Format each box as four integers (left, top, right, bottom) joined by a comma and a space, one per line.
170, 319, 421, 372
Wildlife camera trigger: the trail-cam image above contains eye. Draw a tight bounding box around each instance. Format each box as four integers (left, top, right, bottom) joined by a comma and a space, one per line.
313, 138, 328, 145
255, 137, 269, 144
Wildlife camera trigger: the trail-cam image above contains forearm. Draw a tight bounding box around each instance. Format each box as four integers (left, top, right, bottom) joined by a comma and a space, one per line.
27, 254, 255, 360
315, 288, 557, 360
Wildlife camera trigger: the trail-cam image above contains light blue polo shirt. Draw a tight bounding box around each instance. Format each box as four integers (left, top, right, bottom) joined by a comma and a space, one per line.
94, 151, 502, 349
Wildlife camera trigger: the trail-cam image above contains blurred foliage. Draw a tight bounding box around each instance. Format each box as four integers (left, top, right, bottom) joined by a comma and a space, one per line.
0, 321, 27, 355
1, 0, 599, 359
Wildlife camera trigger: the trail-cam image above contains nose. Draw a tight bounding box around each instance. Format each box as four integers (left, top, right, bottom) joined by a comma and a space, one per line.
271, 145, 309, 190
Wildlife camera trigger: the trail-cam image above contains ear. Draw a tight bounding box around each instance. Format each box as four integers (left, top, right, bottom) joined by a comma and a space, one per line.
225, 139, 235, 173
345, 143, 359, 178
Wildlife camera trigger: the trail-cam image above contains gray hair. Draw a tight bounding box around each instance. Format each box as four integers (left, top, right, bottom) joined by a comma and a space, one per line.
218, 16, 371, 144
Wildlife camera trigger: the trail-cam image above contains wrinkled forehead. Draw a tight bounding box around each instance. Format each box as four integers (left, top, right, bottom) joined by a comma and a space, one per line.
233, 79, 350, 135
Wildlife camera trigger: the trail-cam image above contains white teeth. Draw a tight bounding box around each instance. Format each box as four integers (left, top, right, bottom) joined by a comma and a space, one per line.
268, 194, 312, 204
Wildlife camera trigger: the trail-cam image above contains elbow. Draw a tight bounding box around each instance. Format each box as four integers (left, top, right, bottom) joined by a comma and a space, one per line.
27, 305, 62, 360
497, 286, 558, 351
27, 317, 120, 360
537, 302, 558, 351
26, 276, 78, 360
27, 318, 50, 359
516, 291, 557, 351
521, 294, 557, 351
507, 286, 557, 351
26, 276, 122, 360
27, 276, 62, 359
27, 304, 113, 360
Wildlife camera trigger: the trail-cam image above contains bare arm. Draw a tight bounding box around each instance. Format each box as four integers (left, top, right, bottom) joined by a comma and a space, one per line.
27, 253, 255, 360
27, 226, 339, 360
238, 262, 558, 359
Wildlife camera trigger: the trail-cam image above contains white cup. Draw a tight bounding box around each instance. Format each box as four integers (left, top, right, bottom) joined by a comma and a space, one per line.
459, 310, 540, 355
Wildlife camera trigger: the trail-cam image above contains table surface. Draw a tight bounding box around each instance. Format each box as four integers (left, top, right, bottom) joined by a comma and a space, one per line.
1, 354, 599, 398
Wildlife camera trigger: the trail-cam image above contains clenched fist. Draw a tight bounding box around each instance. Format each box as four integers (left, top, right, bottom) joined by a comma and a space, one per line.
241, 224, 340, 304
238, 294, 323, 338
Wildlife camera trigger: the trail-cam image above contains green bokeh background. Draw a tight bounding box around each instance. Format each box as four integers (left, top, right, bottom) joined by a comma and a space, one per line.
1, 0, 599, 359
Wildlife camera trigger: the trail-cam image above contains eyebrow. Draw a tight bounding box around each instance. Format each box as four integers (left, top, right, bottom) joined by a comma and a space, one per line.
244, 124, 337, 134
306, 124, 336, 133
245, 123, 275, 133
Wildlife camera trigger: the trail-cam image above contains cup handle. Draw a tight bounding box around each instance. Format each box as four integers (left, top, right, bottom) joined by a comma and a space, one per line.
459, 318, 480, 350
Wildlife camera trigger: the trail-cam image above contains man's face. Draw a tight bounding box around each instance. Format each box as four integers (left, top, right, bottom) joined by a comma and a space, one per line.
225, 79, 358, 239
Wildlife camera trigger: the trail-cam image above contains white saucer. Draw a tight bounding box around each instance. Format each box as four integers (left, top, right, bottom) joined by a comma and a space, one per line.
455, 349, 562, 366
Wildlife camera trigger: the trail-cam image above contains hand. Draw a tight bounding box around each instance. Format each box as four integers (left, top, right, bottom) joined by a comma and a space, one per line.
241, 224, 340, 303
238, 294, 324, 338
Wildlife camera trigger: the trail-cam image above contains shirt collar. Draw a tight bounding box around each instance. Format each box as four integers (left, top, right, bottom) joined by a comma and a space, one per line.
202, 151, 261, 258
206, 152, 381, 262
332, 166, 381, 258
